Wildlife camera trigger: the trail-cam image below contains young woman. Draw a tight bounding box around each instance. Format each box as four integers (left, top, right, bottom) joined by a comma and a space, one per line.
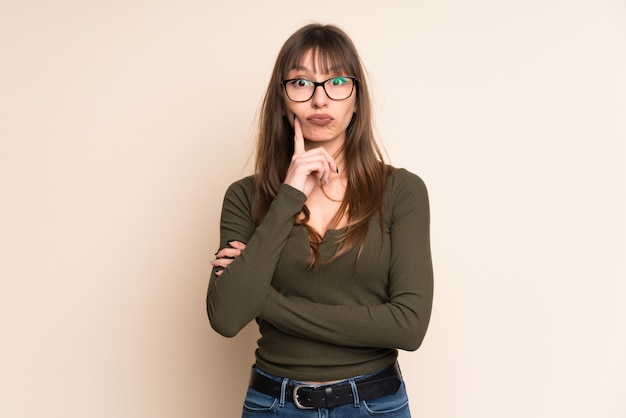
207, 23, 433, 417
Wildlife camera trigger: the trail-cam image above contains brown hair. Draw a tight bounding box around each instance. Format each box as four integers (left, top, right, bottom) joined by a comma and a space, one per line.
254, 23, 388, 266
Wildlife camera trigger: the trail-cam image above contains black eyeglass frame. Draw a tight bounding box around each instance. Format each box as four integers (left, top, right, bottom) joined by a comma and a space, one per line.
281, 76, 358, 103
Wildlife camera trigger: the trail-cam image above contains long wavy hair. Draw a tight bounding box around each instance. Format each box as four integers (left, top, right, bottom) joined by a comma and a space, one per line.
254, 23, 388, 266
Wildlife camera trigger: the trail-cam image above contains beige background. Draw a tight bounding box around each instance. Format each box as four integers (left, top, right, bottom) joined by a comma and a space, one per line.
1, 0, 624, 417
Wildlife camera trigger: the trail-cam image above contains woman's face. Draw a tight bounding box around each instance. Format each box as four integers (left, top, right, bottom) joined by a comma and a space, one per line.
283, 50, 357, 151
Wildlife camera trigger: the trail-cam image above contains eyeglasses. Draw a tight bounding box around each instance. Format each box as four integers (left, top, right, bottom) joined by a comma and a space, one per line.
281, 76, 357, 102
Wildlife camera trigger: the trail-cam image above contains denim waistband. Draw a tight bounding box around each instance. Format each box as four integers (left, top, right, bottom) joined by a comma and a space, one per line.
249, 362, 403, 409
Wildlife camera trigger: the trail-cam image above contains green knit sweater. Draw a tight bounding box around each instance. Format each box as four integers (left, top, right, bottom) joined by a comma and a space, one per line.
207, 167, 433, 381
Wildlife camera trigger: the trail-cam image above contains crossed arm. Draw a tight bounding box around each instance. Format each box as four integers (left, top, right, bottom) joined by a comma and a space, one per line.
207, 170, 433, 351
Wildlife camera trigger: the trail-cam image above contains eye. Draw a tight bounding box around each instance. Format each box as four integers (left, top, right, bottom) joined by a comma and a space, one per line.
330, 77, 348, 86
290, 78, 313, 88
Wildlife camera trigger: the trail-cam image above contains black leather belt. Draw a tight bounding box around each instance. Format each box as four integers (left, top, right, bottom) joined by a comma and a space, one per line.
249, 363, 402, 409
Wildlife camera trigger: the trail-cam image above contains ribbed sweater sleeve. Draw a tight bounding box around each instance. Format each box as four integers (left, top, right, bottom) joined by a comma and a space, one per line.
259, 170, 433, 351
206, 179, 306, 337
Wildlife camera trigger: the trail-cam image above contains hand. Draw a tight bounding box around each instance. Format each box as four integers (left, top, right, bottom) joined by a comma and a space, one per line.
211, 240, 246, 277
283, 116, 339, 197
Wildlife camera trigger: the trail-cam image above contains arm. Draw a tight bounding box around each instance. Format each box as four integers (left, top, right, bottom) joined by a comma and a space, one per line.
206, 179, 306, 337
260, 171, 433, 351
207, 117, 338, 337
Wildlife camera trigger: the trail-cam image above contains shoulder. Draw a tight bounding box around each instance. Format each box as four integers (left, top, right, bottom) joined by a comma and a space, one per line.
385, 166, 428, 198
225, 175, 255, 194
222, 175, 256, 208
383, 166, 430, 220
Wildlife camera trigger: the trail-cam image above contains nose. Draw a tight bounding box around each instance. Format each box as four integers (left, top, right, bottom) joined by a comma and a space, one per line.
310, 84, 329, 108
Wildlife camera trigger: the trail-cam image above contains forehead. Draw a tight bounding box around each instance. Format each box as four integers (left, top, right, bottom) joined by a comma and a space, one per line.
286, 48, 350, 75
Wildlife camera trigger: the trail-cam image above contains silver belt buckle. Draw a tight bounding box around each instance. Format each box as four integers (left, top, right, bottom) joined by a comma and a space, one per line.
293, 384, 317, 409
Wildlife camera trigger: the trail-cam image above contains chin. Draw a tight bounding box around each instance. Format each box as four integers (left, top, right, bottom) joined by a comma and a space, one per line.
304, 129, 335, 141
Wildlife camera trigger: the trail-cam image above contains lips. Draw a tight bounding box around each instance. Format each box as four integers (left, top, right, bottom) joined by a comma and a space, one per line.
307, 114, 334, 126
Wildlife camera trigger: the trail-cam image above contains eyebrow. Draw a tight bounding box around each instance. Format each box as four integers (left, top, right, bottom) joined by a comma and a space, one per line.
290, 64, 344, 73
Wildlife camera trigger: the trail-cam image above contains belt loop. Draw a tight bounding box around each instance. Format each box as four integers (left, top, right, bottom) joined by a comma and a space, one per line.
348, 378, 360, 407
279, 378, 289, 407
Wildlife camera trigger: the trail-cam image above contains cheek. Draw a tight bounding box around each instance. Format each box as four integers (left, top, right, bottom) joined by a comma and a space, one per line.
282, 95, 293, 113
344, 101, 357, 122
333, 113, 354, 134
283, 102, 301, 119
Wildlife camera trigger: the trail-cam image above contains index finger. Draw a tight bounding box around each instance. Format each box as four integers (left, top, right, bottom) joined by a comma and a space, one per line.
293, 116, 305, 155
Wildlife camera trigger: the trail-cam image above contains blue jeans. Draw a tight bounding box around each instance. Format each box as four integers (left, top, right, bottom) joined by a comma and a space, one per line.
241, 365, 411, 417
